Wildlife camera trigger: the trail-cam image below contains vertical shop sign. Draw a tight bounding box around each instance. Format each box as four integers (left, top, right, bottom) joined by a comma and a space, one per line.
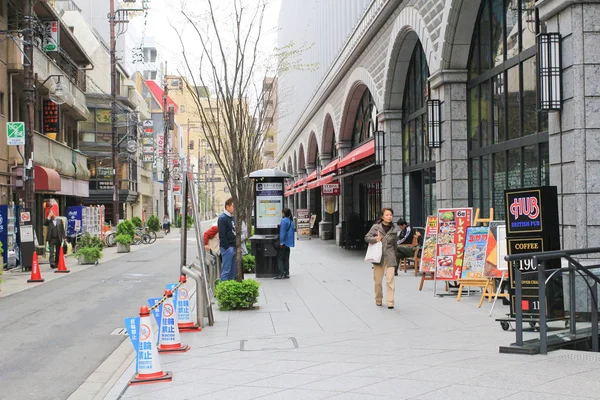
435, 208, 473, 280
419, 216, 438, 273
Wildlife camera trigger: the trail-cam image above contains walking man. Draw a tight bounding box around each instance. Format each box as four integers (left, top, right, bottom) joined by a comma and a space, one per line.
218, 198, 237, 281
44, 210, 65, 269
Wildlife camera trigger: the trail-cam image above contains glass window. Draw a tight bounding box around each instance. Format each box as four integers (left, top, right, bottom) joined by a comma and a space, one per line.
479, 1, 491, 72
81, 132, 95, 142
493, 151, 506, 219
506, 0, 520, 59
491, 0, 505, 67
520, 0, 537, 51
469, 87, 480, 146
522, 57, 537, 136
493, 73, 506, 143
507, 65, 520, 140
508, 148, 522, 188
351, 90, 377, 147
523, 144, 539, 187
540, 142, 549, 185
481, 83, 492, 147
471, 157, 481, 209
482, 154, 492, 213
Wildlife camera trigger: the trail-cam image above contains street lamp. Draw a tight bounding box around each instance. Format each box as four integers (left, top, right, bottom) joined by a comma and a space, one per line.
537, 32, 562, 111
427, 99, 441, 148
374, 130, 385, 166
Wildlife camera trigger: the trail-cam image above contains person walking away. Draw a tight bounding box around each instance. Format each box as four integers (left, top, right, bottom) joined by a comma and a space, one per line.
396, 219, 416, 275
44, 210, 66, 269
365, 208, 398, 308
218, 198, 237, 281
276, 208, 295, 279
163, 215, 171, 235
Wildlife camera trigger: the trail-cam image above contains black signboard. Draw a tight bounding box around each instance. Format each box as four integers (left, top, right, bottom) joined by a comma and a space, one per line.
508, 237, 544, 290
43, 99, 60, 136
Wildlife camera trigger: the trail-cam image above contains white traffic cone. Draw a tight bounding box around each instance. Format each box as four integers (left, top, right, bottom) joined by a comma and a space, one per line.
129, 306, 173, 385
177, 275, 201, 332
158, 290, 190, 353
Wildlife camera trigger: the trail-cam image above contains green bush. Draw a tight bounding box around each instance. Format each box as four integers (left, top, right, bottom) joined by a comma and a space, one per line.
242, 254, 255, 273
131, 217, 143, 228
76, 246, 102, 262
116, 220, 135, 245
147, 215, 160, 232
115, 233, 133, 245
77, 233, 104, 250
176, 215, 195, 228
245, 241, 252, 256
214, 279, 261, 311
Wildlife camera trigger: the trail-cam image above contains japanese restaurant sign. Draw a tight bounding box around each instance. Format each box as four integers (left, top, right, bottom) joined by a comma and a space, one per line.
322, 182, 340, 196
435, 208, 472, 280
419, 216, 438, 273
460, 226, 489, 279
43, 99, 60, 136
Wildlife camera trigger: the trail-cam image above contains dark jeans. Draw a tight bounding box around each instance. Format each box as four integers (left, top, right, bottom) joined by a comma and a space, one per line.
48, 240, 61, 268
278, 246, 290, 276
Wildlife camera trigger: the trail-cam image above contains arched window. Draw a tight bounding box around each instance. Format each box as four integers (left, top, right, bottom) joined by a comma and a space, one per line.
351, 90, 378, 147
331, 133, 338, 159
468, 0, 548, 220
402, 43, 434, 226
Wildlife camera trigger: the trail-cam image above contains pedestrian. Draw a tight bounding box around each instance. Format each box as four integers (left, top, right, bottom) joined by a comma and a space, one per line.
203, 223, 220, 256
44, 210, 66, 269
276, 208, 295, 279
218, 197, 237, 281
365, 208, 398, 309
396, 219, 416, 275
162, 214, 171, 235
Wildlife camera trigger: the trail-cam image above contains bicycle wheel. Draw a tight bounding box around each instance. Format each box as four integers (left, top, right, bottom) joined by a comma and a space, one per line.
105, 233, 116, 247
147, 231, 157, 244
142, 234, 151, 244
132, 234, 142, 245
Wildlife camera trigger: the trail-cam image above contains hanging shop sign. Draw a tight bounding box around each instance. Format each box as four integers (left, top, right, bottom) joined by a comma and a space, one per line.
483, 221, 508, 278
460, 226, 489, 279
419, 216, 438, 273
322, 182, 340, 196
43, 21, 59, 52
142, 154, 154, 163
296, 209, 311, 239
143, 119, 154, 127
43, 99, 60, 136
435, 208, 473, 280
255, 182, 283, 229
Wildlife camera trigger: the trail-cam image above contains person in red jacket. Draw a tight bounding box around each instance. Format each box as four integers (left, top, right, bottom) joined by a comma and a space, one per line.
203, 225, 220, 255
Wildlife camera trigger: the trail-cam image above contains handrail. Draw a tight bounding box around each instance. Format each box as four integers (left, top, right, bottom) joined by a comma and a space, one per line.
504, 248, 600, 354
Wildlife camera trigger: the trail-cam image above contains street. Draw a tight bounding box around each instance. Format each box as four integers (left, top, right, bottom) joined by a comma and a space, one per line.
0, 233, 193, 400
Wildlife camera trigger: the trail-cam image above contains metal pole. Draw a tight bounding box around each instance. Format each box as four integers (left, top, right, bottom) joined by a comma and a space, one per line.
515, 264, 523, 347
537, 257, 548, 355
569, 263, 576, 334
181, 265, 205, 328
592, 279, 599, 352
180, 166, 188, 270
23, 0, 35, 219
110, 0, 120, 225
163, 63, 169, 219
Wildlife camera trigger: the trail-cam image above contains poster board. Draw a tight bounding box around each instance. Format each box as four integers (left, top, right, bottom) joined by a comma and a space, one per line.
296, 209, 311, 239
483, 221, 507, 278
419, 216, 438, 273
255, 182, 283, 229
460, 226, 489, 279
435, 208, 473, 281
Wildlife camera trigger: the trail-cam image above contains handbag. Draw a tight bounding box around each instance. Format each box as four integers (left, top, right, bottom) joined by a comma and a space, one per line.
364, 229, 392, 264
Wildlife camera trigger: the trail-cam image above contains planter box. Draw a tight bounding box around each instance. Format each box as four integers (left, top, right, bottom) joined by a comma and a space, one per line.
117, 243, 131, 253
155, 231, 165, 239
78, 255, 97, 265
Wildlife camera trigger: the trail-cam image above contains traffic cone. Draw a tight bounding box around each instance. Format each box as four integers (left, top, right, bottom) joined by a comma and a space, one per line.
55, 245, 70, 274
129, 306, 173, 385
27, 252, 44, 283
177, 275, 201, 332
158, 290, 190, 353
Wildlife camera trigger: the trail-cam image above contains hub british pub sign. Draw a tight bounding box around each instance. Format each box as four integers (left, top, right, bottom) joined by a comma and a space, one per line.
504, 186, 564, 319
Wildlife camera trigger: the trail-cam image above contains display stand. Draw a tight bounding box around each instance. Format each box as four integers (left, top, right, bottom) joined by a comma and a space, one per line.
419, 272, 434, 291
456, 208, 495, 305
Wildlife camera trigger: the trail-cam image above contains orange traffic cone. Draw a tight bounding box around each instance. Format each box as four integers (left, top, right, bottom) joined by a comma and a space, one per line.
27, 252, 44, 283
177, 275, 201, 332
55, 245, 70, 274
129, 306, 173, 385
158, 290, 190, 353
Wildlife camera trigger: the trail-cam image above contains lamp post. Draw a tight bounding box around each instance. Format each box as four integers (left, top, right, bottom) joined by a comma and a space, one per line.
537, 32, 562, 111
427, 100, 441, 148
374, 130, 385, 166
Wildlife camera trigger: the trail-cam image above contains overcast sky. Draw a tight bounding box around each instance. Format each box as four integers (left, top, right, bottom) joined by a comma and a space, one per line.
131, 0, 281, 79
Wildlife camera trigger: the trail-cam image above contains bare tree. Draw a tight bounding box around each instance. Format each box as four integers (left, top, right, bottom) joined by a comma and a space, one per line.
173, 0, 311, 280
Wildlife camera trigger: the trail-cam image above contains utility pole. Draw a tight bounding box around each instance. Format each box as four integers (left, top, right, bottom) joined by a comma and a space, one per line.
23, 0, 35, 215
162, 64, 169, 218
109, 0, 120, 225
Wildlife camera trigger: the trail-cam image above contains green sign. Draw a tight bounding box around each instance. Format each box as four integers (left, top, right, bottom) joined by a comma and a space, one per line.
7, 122, 25, 145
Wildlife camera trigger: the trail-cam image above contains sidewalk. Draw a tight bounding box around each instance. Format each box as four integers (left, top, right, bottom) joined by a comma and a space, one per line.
104, 239, 600, 400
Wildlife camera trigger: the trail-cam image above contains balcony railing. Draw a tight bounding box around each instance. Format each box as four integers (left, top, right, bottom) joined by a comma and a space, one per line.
34, 131, 90, 180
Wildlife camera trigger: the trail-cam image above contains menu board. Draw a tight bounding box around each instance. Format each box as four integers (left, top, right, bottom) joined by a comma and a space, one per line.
435, 208, 473, 280
419, 216, 438, 273
296, 209, 311, 239
483, 221, 507, 278
460, 226, 489, 279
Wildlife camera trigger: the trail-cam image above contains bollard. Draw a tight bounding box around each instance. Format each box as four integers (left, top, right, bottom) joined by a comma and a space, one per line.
157, 290, 190, 353
190, 262, 214, 326
182, 265, 205, 328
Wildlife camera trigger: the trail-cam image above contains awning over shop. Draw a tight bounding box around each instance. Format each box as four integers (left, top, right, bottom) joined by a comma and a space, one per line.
320, 158, 339, 176
306, 170, 317, 182
294, 178, 305, 187
286, 184, 293, 191
34, 166, 61, 192
307, 174, 335, 190
296, 185, 306, 193
338, 139, 375, 169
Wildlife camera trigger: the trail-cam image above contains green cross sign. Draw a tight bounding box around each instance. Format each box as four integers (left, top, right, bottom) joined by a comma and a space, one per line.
7, 122, 25, 146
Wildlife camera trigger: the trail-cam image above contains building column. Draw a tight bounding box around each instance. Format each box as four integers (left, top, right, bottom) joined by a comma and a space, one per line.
378, 110, 403, 214
305, 163, 315, 213
336, 140, 352, 246
430, 69, 469, 209
319, 154, 333, 239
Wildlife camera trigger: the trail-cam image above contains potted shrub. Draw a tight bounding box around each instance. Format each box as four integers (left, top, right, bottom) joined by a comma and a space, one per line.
75, 233, 104, 265
116, 220, 135, 253
214, 279, 261, 311
131, 216, 143, 229
242, 254, 255, 274
147, 215, 162, 238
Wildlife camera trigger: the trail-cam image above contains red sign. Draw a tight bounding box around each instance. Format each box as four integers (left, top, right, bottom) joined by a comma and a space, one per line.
435, 208, 473, 281
173, 185, 180, 191
322, 182, 340, 196
419, 216, 438, 273
43, 99, 60, 135
21, 212, 31, 222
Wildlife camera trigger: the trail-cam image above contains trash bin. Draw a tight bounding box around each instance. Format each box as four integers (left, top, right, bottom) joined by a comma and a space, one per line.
249, 234, 279, 278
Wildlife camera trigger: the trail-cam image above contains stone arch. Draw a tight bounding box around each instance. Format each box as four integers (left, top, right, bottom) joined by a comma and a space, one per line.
438, 0, 482, 69
297, 144, 306, 173
338, 67, 380, 144
293, 150, 297, 176
321, 113, 336, 156
383, 6, 438, 110
306, 131, 319, 166
287, 157, 293, 175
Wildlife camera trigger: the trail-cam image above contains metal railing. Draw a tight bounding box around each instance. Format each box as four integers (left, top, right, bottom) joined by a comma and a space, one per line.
506, 247, 600, 355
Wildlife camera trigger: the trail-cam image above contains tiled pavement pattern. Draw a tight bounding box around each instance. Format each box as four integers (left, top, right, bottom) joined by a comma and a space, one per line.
105, 239, 600, 400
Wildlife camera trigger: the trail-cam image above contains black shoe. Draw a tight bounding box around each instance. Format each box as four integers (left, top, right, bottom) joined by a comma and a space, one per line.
388, 306, 394, 309
284, 275, 290, 279
274, 275, 284, 280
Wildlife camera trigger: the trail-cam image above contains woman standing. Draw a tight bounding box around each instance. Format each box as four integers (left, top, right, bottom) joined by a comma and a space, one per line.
276, 208, 295, 279
365, 208, 398, 308
162, 214, 171, 235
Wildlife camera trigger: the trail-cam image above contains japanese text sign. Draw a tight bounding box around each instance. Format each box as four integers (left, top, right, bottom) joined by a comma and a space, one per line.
435, 208, 472, 281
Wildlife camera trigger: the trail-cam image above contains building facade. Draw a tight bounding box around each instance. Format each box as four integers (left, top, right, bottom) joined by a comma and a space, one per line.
278, 0, 600, 250
261, 77, 278, 169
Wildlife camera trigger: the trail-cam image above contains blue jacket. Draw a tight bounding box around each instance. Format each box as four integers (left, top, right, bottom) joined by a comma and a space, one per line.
218, 212, 236, 249
279, 217, 295, 248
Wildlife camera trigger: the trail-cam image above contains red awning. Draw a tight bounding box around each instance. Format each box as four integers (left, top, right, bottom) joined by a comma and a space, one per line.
306, 170, 317, 182
296, 185, 306, 193
307, 180, 319, 190
286, 184, 293, 191
307, 174, 335, 190
320, 158, 339, 176
294, 178, 305, 187
34, 166, 61, 192
338, 140, 375, 169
